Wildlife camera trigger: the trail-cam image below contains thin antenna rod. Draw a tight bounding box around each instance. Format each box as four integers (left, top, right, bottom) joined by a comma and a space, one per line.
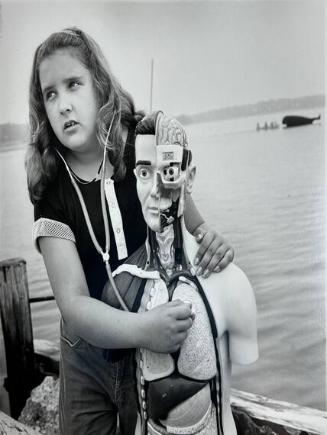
149, 58, 154, 113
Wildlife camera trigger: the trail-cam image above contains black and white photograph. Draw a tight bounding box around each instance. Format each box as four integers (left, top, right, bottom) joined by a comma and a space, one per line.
0, 1, 325, 434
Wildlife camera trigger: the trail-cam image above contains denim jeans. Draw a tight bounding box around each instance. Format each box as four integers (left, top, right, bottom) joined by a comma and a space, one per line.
59, 320, 138, 435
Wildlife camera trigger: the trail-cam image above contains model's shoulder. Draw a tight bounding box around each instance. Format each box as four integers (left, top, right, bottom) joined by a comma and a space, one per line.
203, 263, 253, 300
198, 263, 256, 333
217, 266, 258, 364
214, 264, 255, 321
218, 263, 253, 298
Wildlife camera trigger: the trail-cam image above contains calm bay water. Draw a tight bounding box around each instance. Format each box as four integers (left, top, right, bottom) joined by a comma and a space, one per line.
0, 111, 325, 412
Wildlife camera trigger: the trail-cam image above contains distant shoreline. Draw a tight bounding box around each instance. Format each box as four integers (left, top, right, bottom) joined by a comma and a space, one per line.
176, 95, 325, 125
0, 141, 26, 153
0, 94, 324, 152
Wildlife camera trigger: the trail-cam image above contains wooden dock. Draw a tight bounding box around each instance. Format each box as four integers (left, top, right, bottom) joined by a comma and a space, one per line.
0, 258, 326, 434
231, 389, 326, 434
0, 258, 57, 419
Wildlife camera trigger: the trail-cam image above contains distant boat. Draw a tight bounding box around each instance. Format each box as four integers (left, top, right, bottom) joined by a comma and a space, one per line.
282, 114, 320, 128
256, 121, 279, 131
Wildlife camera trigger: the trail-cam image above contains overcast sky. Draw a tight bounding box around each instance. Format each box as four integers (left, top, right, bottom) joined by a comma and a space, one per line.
0, 0, 325, 124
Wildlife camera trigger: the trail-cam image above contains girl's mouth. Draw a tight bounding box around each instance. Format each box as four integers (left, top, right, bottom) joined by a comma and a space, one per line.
64, 120, 79, 131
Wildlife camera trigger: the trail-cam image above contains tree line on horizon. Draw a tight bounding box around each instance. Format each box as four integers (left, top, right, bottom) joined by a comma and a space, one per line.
176, 94, 324, 125
0, 94, 324, 147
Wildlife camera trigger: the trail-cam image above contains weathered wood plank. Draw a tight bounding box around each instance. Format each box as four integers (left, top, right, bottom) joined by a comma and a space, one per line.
0, 258, 36, 418
231, 388, 327, 435
0, 410, 40, 434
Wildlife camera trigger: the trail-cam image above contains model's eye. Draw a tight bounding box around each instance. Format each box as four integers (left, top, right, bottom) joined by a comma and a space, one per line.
136, 166, 151, 180
140, 168, 150, 179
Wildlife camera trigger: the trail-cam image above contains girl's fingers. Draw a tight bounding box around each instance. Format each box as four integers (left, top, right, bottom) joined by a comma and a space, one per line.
198, 249, 224, 277
169, 299, 193, 320
195, 236, 234, 277
175, 317, 193, 333
201, 246, 228, 277
174, 331, 189, 349
195, 238, 224, 274
194, 231, 217, 266
213, 249, 234, 272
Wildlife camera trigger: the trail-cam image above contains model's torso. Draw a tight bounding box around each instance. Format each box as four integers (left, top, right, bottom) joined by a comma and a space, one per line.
137, 276, 227, 434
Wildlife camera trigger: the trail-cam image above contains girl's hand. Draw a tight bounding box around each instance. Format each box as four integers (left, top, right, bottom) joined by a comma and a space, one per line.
140, 300, 194, 354
193, 224, 234, 278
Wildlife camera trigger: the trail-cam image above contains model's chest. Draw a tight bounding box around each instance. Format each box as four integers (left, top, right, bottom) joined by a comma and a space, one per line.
139, 277, 217, 382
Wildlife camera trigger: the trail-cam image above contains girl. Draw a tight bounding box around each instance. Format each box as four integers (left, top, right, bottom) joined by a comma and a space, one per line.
26, 27, 234, 435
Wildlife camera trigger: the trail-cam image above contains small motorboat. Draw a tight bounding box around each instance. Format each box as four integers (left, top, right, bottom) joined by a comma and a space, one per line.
282, 114, 321, 128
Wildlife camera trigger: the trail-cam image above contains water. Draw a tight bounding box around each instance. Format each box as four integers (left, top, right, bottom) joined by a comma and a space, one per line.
0, 110, 325, 412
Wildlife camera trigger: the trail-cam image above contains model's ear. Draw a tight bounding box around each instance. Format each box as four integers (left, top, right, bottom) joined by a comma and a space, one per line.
185, 164, 196, 194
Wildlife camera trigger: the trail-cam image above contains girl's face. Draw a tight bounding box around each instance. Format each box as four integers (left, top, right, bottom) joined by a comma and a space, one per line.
39, 49, 99, 155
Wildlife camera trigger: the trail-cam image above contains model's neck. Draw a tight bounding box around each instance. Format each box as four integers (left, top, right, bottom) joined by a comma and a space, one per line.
156, 224, 175, 273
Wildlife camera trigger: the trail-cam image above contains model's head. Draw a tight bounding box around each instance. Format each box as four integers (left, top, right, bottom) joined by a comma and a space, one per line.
135, 112, 196, 233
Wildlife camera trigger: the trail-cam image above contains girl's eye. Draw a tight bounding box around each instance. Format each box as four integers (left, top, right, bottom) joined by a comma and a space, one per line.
45, 90, 56, 101
70, 80, 81, 89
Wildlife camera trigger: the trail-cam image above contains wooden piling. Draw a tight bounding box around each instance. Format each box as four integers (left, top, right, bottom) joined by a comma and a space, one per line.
231, 388, 327, 435
0, 258, 37, 419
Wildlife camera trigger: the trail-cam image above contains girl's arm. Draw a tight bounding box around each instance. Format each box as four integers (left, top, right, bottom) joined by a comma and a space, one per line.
184, 195, 234, 278
39, 237, 193, 352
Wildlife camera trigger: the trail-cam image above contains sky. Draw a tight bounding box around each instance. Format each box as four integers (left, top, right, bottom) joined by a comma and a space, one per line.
0, 0, 325, 124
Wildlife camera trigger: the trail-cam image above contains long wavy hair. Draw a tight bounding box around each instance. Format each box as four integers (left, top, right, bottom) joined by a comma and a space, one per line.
26, 27, 144, 204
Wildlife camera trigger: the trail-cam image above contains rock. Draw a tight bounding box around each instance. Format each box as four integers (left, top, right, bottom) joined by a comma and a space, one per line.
19, 376, 59, 435
0, 410, 41, 434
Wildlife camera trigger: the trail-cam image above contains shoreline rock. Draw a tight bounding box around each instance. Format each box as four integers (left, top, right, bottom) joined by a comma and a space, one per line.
19, 376, 59, 435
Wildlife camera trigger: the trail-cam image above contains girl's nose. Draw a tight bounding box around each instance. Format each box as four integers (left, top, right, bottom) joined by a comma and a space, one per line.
59, 94, 72, 114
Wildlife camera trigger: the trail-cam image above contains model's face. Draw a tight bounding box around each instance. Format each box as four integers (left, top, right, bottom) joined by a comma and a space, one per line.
135, 135, 185, 232
39, 49, 99, 155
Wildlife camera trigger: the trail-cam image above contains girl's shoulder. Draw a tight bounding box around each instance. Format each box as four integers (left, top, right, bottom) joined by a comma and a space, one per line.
34, 161, 73, 220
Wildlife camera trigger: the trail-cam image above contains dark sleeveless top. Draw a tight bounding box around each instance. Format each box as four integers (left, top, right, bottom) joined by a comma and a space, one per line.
34, 129, 147, 300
